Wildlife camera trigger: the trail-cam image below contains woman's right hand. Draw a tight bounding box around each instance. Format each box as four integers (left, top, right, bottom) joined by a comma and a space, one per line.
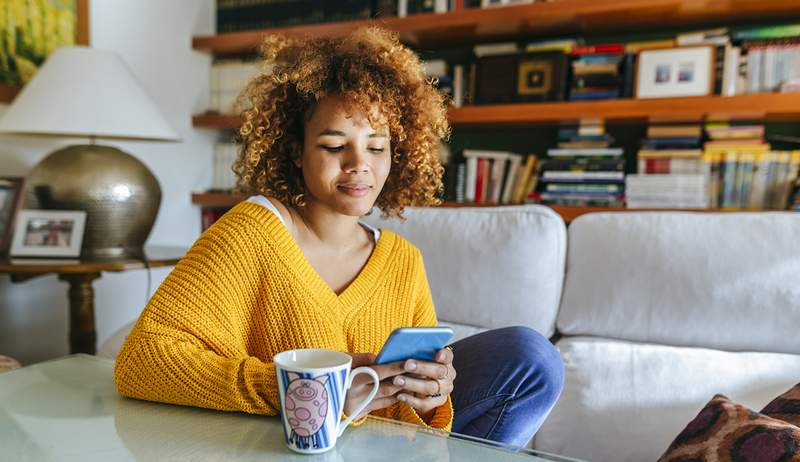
344, 353, 406, 419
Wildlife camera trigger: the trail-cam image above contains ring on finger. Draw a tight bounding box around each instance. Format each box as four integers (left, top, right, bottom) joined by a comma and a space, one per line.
428, 380, 442, 398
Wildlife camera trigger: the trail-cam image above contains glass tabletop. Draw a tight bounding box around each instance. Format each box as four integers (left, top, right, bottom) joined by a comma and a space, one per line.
0, 355, 582, 462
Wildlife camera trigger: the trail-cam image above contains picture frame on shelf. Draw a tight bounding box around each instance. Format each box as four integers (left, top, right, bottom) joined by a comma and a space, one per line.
635, 46, 715, 99
516, 51, 568, 102
10, 210, 87, 258
475, 51, 567, 104
0, 177, 25, 256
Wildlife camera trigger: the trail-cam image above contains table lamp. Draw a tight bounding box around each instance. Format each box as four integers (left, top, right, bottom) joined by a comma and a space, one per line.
0, 46, 180, 259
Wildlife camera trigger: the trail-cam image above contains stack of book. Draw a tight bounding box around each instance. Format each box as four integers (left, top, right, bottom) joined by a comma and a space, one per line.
212, 139, 240, 192
733, 24, 800, 94
460, 150, 539, 205
568, 44, 629, 101
530, 122, 625, 207
217, 1, 373, 33
627, 124, 707, 208
210, 59, 262, 114
703, 122, 800, 209
423, 59, 455, 103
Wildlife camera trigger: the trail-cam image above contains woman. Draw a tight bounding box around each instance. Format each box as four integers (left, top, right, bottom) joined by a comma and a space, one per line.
115, 27, 563, 449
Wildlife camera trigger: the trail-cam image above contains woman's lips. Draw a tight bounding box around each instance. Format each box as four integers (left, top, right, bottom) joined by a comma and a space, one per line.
337, 184, 371, 197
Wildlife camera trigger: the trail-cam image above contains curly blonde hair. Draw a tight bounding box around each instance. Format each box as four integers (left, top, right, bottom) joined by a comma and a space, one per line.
233, 26, 450, 218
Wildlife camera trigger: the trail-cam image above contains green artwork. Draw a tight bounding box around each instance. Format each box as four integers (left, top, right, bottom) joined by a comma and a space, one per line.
0, 0, 77, 86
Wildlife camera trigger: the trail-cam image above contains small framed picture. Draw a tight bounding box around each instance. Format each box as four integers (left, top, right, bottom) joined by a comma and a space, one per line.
10, 210, 87, 258
635, 46, 715, 99
0, 177, 25, 256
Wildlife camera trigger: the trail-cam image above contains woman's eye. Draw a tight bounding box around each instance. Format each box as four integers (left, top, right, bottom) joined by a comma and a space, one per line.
321, 145, 344, 152
368, 147, 385, 153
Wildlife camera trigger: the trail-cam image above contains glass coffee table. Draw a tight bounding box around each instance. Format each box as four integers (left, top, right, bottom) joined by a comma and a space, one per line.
0, 355, 582, 461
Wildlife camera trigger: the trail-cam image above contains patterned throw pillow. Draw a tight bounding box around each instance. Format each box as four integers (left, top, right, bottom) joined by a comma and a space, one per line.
658, 394, 800, 462
762, 383, 800, 428
0, 355, 21, 373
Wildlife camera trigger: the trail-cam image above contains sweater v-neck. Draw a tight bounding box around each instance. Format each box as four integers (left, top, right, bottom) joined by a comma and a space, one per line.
235, 201, 394, 309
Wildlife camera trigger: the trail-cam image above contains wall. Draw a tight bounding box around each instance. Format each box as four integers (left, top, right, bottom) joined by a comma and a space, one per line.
0, 0, 217, 364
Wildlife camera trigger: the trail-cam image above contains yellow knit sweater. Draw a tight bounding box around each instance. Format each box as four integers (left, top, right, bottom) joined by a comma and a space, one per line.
114, 201, 453, 430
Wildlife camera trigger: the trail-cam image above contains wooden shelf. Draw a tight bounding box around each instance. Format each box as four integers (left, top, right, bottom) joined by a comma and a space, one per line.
448, 93, 800, 127
0, 84, 20, 103
194, 0, 800, 54
192, 192, 246, 207
191, 193, 748, 224
193, 94, 800, 129
193, 113, 242, 129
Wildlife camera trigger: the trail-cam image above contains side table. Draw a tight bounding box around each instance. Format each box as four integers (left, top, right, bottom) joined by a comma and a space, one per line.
0, 246, 185, 355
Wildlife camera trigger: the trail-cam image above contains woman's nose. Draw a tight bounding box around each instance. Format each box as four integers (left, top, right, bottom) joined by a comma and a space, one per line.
342, 146, 369, 173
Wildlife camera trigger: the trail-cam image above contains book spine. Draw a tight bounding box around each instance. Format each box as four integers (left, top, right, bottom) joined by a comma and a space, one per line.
465, 157, 477, 202
475, 158, 486, 204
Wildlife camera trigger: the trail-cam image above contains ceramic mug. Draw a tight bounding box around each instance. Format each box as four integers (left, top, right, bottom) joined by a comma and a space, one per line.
274, 349, 380, 454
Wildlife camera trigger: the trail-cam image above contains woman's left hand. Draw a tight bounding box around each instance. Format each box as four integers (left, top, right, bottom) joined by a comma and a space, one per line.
393, 347, 456, 420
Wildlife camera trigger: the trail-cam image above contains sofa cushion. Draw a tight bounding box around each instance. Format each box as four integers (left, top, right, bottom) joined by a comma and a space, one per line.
557, 212, 800, 353
363, 205, 566, 338
762, 382, 800, 428
658, 394, 800, 462
534, 336, 800, 462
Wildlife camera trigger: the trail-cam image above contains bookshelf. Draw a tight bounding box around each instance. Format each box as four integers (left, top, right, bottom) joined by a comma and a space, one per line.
194, 94, 800, 129
191, 192, 738, 224
194, 0, 800, 54
194, 0, 800, 218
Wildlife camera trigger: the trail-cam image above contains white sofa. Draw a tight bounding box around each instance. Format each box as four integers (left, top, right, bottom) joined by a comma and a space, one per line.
102, 205, 800, 461
363, 206, 800, 461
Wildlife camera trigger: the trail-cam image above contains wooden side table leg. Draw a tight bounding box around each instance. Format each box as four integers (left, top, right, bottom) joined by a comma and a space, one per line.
58, 272, 101, 355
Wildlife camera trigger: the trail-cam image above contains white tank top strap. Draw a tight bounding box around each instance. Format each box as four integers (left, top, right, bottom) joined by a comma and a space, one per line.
245, 195, 381, 242
246, 195, 286, 226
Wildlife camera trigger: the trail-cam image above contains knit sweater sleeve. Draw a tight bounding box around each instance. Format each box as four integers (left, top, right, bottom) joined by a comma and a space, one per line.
376, 248, 454, 431
114, 214, 279, 415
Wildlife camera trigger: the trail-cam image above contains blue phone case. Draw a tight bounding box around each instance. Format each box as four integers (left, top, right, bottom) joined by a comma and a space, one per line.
374, 327, 454, 365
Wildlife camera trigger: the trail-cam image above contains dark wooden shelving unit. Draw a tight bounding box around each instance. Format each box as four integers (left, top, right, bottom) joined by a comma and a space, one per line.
194, 0, 800, 54
193, 94, 800, 129
192, 0, 800, 217
191, 192, 743, 224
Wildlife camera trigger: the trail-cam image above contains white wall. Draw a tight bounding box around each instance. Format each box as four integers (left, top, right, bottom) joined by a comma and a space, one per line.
0, 0, 218, 365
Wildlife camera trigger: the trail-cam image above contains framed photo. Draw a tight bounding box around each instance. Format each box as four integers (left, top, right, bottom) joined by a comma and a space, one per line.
0, 177, 25, 255
10, 210, 87, 258
475, 51, 567, 104
516, 51, 568, 102
635, 46, 715, 99
0, 0, 89, 103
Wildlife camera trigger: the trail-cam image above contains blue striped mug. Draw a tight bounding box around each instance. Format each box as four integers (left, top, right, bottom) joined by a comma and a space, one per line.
274, 349, 380, 454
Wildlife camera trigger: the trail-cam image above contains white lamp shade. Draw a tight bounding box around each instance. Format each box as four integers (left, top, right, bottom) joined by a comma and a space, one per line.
0, 46, 179, 141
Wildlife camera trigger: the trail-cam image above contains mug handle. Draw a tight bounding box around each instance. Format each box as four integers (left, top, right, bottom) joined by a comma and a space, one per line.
337, 366, 380, 437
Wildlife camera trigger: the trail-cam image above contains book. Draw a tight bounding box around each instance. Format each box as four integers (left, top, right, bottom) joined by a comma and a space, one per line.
473, 42, 519, 58
542, 171, 625, 181
733, 24, 800, 41
647, 125, 703, 138
513, 155, 539, 204
501, 155, 523, 204
547, 148, 624, 157
465, 157, 478, 202
638, 149, 703, 159
571, 44, 626, 55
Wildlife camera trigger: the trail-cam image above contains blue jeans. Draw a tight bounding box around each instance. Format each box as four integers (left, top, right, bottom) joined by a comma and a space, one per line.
449, 326, 564, 449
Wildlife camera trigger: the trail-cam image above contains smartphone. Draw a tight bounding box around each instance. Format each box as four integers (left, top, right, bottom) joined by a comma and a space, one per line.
374, 327, 454, 365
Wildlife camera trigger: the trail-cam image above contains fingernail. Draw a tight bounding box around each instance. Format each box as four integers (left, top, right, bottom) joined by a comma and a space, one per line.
398, 394, 407, 402
405, 360, 417, 371
394, 376, 405, 386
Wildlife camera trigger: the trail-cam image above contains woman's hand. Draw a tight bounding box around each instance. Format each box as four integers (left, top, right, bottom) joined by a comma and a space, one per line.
394, 348, 456, 421
343, 353, 406, 419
